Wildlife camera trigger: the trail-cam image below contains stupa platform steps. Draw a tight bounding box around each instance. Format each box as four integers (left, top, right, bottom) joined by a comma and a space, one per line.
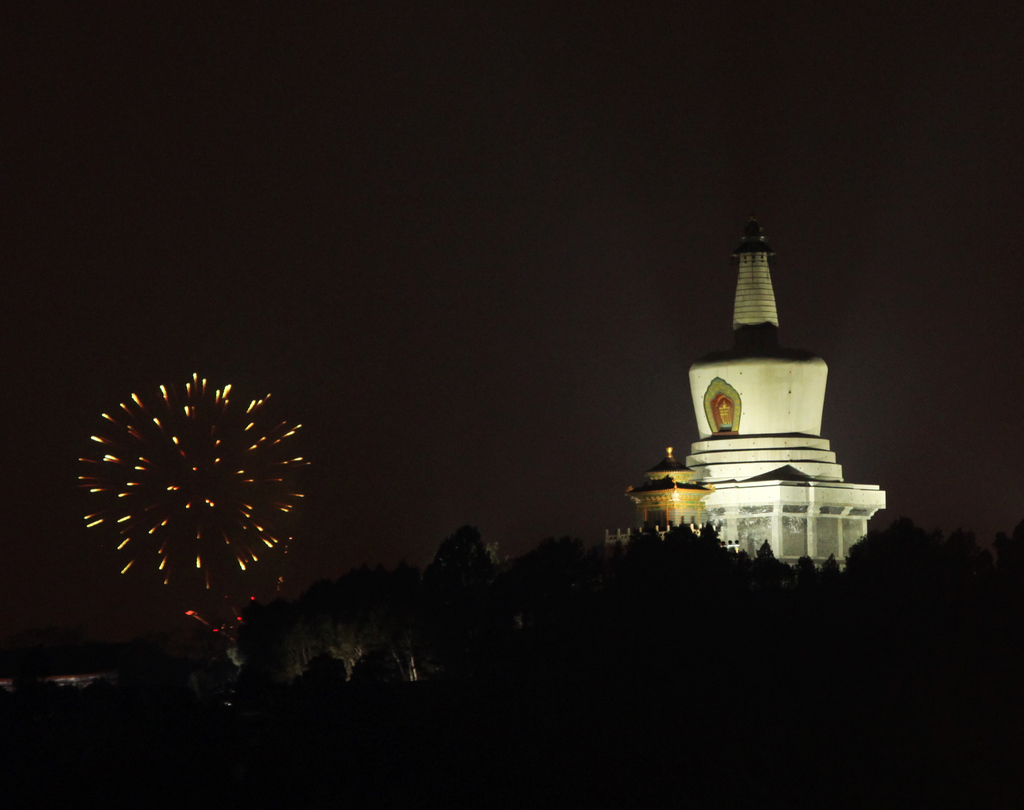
687, 434, 842, 483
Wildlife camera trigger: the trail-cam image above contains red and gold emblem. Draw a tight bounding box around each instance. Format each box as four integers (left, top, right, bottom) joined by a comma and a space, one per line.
703, 378, 741, 433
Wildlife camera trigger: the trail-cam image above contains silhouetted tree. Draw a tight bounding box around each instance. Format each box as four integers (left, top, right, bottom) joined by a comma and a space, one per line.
846, 518, 991, 610
500, 536, 601, 629
296, 652, 349, 693
751, 541, 793, 590
423, 525, 497, 593
237, 598, 310, 683
820, 553, 841, 585
794, 555, 818, 590
422, 526, 498, 677
994, 518, 1024, 589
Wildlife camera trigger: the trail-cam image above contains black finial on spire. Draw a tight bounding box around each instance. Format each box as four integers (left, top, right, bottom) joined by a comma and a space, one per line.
734, 216, 774, 257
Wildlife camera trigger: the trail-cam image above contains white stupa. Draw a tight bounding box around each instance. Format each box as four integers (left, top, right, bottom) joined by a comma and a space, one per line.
685, 219, 885, 562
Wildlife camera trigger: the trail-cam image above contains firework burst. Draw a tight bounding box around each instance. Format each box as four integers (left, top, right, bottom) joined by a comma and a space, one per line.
80, 374, 307, 589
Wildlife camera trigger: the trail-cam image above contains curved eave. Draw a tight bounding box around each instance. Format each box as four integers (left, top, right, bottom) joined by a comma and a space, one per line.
628, 480, 712, 495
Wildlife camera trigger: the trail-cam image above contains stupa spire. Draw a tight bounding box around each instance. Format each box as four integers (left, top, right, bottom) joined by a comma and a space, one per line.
732, 217, 779, 330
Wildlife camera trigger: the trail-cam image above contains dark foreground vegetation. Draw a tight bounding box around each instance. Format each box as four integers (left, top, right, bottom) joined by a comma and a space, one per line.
4, 518, 1024, 808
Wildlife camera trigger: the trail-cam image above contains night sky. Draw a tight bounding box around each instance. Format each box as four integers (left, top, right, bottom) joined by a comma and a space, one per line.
4, 2, 1023, 640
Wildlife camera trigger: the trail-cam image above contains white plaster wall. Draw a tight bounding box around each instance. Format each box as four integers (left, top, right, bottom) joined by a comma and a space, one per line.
689, 355, 828, 439
690, 436, 832, 453
687, 447, 837, 466
704, 480, 886, 512
703, 479, 886, 561
686, 438, 843, 483
693, 459, 843, 482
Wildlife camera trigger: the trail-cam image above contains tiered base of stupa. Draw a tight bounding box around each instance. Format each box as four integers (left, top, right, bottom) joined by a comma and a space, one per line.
687, 434, 885, 562
700, 479, 885, 562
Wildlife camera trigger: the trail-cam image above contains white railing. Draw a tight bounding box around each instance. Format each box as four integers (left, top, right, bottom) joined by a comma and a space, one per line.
605, 524, 741, 552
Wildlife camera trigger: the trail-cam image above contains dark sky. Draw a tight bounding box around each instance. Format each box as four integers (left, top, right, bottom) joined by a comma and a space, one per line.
3, 2, 1023, 640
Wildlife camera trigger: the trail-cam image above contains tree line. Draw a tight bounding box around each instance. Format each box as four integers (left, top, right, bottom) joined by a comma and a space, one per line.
236, 517, 1024, 689
6, 517, 1024, 806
